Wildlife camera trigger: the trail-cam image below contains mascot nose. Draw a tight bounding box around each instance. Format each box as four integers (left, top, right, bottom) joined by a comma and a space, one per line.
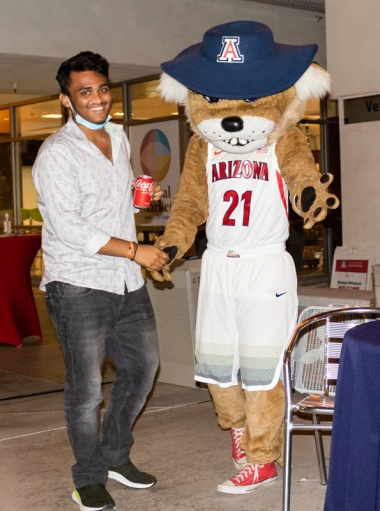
221, 116, 244, 132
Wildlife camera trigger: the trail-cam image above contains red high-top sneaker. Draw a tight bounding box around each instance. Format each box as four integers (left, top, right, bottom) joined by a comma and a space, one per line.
217, 462, 277, 494
230, 427, 247, 470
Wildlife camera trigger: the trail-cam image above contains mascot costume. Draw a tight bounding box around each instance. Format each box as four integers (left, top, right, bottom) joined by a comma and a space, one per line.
150, 21, 339, 494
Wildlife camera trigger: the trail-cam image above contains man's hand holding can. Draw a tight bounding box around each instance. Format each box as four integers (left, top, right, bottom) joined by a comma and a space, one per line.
133, 176, 163, 208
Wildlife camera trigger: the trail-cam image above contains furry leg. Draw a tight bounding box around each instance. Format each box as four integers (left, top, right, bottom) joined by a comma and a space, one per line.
208, 382, 246, 429
239, 379, 285, 465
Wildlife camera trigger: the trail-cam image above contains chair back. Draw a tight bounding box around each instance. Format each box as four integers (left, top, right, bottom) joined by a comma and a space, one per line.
293, 306, 369, 397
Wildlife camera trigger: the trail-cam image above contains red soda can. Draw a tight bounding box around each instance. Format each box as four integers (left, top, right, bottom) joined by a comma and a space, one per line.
133, 175, 153, 208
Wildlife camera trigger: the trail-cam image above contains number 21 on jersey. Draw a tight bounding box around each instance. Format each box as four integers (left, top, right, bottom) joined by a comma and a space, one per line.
222, 190, 252, 227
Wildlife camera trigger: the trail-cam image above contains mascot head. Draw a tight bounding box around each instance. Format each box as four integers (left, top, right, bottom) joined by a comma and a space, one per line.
158, 20, 331, 154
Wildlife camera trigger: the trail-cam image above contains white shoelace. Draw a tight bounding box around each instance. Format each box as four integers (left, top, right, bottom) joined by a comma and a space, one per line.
231, 427, 245, 456
234, 463, 264, 483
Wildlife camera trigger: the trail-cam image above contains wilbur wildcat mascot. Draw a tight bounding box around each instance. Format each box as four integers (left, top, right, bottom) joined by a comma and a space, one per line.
151, 21, 339, 494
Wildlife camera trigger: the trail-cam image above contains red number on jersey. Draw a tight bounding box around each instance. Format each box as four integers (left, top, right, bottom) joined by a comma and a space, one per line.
241, 191, 252, 226
222, 190, 238, 226
222, 190, 252, 226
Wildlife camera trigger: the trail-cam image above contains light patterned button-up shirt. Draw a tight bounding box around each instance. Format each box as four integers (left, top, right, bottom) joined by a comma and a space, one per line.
32, 117, 144, 295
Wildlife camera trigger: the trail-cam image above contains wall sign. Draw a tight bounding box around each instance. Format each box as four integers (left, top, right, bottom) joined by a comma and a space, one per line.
330, 246, 376, 290
344, 95, 380, 124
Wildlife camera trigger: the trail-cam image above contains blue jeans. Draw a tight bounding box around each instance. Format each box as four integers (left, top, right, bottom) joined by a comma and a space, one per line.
45, 281, 159, 489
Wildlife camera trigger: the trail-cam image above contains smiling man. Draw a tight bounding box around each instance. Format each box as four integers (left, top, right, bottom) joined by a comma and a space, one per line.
32, 52, 168, 511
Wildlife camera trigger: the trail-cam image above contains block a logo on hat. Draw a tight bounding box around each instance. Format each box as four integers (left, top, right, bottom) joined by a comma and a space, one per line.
217, 37, 244, 63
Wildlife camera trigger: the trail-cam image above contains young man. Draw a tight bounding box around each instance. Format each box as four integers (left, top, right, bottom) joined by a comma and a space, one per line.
33, 51, 168, 511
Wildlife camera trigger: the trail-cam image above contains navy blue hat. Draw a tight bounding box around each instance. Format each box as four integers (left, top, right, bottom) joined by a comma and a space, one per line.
161, 21, 318, 99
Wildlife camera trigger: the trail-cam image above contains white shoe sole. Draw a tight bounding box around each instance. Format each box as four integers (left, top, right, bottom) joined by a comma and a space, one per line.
72, 491, 115, 511
108, 470, 155, 489
217, 475, 277, 495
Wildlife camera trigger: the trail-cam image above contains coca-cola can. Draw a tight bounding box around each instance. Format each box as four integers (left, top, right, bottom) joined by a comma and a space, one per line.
133, 175, 153, 208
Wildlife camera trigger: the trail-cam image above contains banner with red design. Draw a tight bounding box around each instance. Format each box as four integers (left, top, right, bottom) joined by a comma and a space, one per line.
331, 247, 376, 290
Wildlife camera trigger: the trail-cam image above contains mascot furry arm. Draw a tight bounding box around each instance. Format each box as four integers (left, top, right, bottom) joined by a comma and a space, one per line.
150, 61, 339, 282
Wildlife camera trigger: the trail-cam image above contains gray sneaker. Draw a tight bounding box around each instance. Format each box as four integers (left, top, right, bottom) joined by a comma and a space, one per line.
108, 460, 156, 489
72, 484, 115, 511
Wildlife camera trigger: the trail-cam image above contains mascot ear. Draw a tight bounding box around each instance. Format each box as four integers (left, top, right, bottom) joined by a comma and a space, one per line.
157, 72, 188, 105
295, 63, 331, 102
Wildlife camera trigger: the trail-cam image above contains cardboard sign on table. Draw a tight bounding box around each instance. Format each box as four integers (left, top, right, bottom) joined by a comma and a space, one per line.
330, 246, 376, 291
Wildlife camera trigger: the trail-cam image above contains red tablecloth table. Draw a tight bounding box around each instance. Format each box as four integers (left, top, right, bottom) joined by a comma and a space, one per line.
0, 234, 42, 347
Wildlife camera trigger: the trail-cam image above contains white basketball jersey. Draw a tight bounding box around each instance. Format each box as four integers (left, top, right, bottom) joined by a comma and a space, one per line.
206, 143, 289, 252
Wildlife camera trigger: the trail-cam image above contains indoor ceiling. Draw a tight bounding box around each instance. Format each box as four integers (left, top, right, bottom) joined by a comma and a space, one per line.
0, 53, 161, 105
245, 0, 324, 11
0, 0, 325, 104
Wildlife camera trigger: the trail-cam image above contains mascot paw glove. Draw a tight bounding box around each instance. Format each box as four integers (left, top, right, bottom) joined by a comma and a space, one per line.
291, 173, 339, 229
149, 246, 178, 282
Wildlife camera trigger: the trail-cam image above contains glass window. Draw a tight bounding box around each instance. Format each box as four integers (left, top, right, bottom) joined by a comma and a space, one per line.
298, 100, 322, 171
18, 139, 45, 227
0, 142, 13, 231
302, 98, 320, 121
130, 79, 178, 120
327, 99, 339, 118
110, 86, 124, 123
287, 99, 325, 276
0, 109, 10, 140
298, 123, 321, 171
16, 99, 62, 137
325, 99, 342, 261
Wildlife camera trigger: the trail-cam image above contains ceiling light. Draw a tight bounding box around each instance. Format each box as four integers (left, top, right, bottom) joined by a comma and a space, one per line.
41, 114, 62, 119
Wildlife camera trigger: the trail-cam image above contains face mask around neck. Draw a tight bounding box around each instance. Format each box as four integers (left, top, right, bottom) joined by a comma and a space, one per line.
65, 96, 111, 130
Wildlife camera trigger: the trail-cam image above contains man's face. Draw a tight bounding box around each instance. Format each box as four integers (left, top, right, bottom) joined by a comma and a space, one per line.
60, 70, 112, 124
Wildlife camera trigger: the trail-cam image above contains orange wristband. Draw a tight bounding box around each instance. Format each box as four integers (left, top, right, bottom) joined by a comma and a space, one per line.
131, 243, 138, 261
126, 241, 136, 260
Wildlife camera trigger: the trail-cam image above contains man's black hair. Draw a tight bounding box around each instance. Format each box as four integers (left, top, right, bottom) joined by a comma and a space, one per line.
56, 51, 110, 96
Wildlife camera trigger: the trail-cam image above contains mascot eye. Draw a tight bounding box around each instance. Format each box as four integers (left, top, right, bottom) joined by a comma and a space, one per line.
244, 98, 258, 103
204, 96, 220, 103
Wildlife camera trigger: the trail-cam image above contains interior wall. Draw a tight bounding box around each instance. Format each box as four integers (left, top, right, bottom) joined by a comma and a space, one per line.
0, 0, 326, 68
326, 2, 380, 263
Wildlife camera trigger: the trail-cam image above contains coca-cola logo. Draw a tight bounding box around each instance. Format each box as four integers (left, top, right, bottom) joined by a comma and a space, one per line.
135, 179, 152, 192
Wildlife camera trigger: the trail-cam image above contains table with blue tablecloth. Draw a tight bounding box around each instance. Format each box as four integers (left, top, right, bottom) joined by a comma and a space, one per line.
324, 320, 380, 511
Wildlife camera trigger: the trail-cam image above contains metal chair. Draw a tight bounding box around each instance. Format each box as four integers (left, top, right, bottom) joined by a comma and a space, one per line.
29, 207, 43, 224
282, 306, 380, 511
20, 208, 31, 223
19, 207, 43, 270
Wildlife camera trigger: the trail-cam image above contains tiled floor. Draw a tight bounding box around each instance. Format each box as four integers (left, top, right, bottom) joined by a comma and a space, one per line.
0, 285, 331, 511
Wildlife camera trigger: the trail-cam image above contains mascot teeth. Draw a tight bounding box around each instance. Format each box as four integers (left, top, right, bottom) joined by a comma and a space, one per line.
229, 138, 248, 146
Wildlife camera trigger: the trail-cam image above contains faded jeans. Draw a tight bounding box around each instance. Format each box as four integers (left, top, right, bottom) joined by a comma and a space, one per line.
45, 281, 159, 489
